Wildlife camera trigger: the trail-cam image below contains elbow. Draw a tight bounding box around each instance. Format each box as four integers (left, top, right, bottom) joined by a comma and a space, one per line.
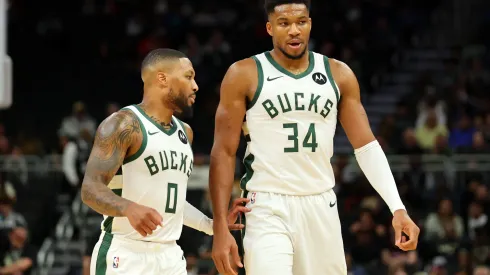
210, 145, 235, 161
80, 182, 91, 205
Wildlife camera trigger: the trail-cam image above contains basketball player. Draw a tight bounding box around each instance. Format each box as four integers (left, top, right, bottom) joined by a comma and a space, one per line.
81, 48, 250, 275
209, 1, 420, 275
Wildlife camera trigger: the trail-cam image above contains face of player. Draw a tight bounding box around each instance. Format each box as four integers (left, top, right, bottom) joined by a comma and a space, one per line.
266, 4, 311, 60
167, 58, 198, 116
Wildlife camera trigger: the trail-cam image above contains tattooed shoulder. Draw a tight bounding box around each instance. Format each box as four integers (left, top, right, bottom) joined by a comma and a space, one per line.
86, 109, 142, 184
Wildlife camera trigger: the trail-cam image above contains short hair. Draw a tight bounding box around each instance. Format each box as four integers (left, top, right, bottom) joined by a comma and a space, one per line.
141, 48, 187, 72
264, 0, 311, 16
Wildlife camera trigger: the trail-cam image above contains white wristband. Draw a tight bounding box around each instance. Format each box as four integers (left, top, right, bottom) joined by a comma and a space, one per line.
354, 140, 406, 214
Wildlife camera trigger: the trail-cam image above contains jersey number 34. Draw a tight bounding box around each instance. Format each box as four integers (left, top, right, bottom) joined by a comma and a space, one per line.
283, 123, 318, 153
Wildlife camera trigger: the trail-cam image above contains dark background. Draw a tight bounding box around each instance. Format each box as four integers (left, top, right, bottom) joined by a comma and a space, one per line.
1, 0, 490, 274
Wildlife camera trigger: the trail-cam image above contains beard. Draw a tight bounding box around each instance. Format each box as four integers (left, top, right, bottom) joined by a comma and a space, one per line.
168, 87, 194, 119
278, 44, 307, 60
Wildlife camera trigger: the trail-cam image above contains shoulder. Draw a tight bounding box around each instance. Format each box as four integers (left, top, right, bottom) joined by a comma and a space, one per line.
94, 109, 142, 150
221, 57, 258, 100
96, 109, 139, 137
327, 58, 359, 98
327, 58, 356, 86
225, 57, 258, 82
181, 122, 194, 144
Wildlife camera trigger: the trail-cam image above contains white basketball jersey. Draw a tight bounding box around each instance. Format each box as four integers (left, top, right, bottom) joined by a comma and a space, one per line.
101, 105, 193, 243
241, 51, 340, 195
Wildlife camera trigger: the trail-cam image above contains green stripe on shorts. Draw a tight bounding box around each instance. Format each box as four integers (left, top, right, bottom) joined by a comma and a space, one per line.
95, 232, 114, 275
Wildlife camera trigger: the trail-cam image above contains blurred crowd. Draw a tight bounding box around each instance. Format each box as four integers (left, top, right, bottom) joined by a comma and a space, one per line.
0, 0, 489, 274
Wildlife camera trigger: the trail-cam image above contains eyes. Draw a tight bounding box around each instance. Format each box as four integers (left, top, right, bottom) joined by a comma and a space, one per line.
278, 20, 308, 27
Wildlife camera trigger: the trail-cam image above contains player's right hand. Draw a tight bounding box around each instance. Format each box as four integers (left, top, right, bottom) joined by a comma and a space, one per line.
212, 229, 241, 275
124, 202, 163, 237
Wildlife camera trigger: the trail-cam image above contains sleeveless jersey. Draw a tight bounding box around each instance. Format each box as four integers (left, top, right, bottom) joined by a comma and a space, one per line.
101, 105, 194, 243
241, 51, 340, 195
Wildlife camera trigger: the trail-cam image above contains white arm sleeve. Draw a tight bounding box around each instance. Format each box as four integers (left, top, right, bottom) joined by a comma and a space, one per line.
183, 201, 214, 236
354, 140, 406, 214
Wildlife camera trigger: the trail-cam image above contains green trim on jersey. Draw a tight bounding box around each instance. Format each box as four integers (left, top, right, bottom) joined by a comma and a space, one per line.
122, 107, 148, 165
134, 104, 178, 136
101, 188, 122, 233
264, 51, 315, 79
247, 56, 264, 110
323, 56, 340, 103
240, 153, 255, 190
95, 232, 113, 275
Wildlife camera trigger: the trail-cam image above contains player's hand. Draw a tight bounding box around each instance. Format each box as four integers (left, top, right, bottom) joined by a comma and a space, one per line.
124, 202, 163, 237
392, 209, 420, 251
212, 228, 242, 275
227, 198, 251, 231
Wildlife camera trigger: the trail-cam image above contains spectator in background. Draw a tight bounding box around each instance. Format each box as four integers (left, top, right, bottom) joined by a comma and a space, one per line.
425, 199, 464, 241
416, 92, 447, 129
0, 175, 27, 231
60, 128, 93, 198
349, 209, 386, 266
450, 115, 477, 150
58, 101, 97, 141
0, 227, 34, 275
415, 110, 448, 151
398, 128, 424, 155
458, 132, 490, 154
0, 182, 34, 275
467, 201, 488, 241
472, 227, 490, 267
425, 199, 464, 260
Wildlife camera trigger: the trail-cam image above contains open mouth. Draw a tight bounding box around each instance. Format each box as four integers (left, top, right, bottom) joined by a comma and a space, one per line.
288, 42, 302, 49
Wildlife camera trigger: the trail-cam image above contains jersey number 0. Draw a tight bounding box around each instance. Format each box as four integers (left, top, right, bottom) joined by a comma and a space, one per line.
283, 123, 318, 153
165, 183, 178, 214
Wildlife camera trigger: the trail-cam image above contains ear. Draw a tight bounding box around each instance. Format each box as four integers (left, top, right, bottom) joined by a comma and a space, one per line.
266, 21, 273, 37
157, 72, 169, 87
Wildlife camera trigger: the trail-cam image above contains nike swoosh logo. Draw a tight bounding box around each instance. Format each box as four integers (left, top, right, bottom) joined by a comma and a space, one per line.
329, 201, 336, 207
267, 76, 283, 81
148, 131, 159, 135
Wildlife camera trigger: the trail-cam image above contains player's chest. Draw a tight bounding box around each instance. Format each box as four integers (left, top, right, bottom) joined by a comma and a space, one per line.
138, 138, 194, 179
257, 80, 338, 121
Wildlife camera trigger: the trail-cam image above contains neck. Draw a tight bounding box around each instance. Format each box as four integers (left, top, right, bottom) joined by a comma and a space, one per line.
270, 48, 309, 73
140, 96, 174, 124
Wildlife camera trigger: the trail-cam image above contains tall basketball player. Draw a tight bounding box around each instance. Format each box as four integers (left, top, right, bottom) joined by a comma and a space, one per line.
81, 48, 250, 275
209, 1, 420, 275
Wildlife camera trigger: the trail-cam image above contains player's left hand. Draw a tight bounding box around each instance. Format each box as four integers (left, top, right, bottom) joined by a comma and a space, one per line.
227, 198, 250, 231
392, 209, 420, 251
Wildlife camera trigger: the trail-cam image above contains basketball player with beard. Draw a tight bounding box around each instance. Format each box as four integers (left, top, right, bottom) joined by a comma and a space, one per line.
209, 1, 420, 275
81, 48, 250, 275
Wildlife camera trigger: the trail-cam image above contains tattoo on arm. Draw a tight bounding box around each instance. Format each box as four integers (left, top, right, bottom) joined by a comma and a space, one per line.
81, 110, 140, 217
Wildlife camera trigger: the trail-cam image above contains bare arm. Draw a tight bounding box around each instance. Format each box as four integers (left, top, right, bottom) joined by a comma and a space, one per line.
209, 59, 254, 231
81, 110, 141, 217
333, 59, 375, 148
